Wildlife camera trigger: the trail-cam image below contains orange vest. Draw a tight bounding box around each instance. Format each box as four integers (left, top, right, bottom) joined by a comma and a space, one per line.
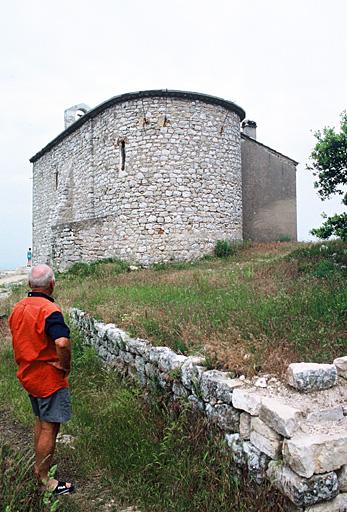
9, 296, 69, 398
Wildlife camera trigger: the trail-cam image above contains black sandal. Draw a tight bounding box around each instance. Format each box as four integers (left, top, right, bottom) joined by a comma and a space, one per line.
53, 481, 75, 495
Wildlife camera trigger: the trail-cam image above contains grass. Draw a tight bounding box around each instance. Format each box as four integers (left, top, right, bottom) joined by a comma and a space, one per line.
0, 445, 70, 512
48, 241, 347, 376
1, 241, 346, 376
0, 328, 288, 512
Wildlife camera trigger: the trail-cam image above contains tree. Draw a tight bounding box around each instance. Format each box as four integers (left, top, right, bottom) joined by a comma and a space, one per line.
307, 111, 347, 241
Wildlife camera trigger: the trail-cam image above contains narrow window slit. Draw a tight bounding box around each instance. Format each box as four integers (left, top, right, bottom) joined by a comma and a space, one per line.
120, 139, 126, 171
55, 170, 59, 189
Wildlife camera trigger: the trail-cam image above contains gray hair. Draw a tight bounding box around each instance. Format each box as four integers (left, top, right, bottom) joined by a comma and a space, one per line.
29, 264, 55, 289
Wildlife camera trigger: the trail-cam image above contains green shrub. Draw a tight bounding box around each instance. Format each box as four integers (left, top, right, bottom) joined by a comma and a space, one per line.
287, 240, 347, 272
0, 445, 63, 512
276, 234, 291, 242
60, 258, 129, 279
214, 240, 236, 258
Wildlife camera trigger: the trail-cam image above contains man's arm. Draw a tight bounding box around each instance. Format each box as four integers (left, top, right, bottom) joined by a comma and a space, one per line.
45, 311, 71, 375
54, 337, 71, 374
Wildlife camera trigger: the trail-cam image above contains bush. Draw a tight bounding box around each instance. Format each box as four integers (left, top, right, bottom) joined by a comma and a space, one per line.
311, 212, 347, 242
276, 234, 291, 242
287, 240, 347, 271
60, 258, 129, 279
214, 240, 236, 258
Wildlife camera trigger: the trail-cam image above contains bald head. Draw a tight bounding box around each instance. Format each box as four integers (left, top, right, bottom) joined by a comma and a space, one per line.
29, 264, 55, 291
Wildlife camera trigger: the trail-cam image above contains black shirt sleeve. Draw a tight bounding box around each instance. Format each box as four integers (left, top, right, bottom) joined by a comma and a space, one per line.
45, 311, 70, 341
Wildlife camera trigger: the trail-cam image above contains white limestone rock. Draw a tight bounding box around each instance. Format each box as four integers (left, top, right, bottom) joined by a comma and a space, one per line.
338, 465, 347, 492
283, 430, 347, 478
232, 388, 263, 415
205, 403, 240, 432
250, 431, 282, 459
188, 395, 205, 413
334, 356, 347, 379
250, 417, 282, 459
180, 356, 206, 389
201, 370, 244, 404
126, 338, 150, 358
172, 382, 189, 399
107, 326, 131, 350
267, 461, 338, 507
254, 377, 267, 388
240, 412, 251, 440
287, 363, 337, 392
225, 434, 269, 483
243, 441, 270, 483
259, 397, 302, 438
134, 356, 146, 386
304, 493, 347, 511
157, 351, 187, 373
306, 406, 344, 423
148, 346, 173, 365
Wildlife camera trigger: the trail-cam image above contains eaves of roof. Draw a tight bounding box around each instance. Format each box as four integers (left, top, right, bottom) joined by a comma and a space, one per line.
30, 89, 246, 163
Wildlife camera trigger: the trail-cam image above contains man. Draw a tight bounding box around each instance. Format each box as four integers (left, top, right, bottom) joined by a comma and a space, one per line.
27, 248, 32, 267
9, 264, 74, 495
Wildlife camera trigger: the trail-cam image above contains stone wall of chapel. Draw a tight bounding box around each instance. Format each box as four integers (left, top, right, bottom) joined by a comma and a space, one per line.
33, 96, 243, 269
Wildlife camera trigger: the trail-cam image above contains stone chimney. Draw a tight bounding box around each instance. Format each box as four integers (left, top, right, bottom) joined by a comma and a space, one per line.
64, 103, 91, 129
242, 120, 257, 139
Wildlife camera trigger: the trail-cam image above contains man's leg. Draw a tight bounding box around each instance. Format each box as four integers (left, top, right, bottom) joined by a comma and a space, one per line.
33, 418, 42, 480
34, 419, 60, 486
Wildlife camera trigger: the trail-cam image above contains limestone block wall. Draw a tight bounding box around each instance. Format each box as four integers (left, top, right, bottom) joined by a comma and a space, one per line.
32, 92, 244, 270
70, 308, 347, 511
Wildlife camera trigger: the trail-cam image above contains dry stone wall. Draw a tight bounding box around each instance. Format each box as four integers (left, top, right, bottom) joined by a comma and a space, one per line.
32, 93, 243, 270
70, 308, 347, 511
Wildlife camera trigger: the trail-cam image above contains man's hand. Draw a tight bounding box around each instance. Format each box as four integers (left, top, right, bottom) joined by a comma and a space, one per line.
47, 360, 70, 378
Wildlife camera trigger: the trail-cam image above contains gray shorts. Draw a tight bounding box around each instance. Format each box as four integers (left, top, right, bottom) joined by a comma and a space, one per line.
29, 387, 71, 423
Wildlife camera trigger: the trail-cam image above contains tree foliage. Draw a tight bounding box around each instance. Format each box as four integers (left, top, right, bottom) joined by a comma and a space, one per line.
307, 112, 347, 241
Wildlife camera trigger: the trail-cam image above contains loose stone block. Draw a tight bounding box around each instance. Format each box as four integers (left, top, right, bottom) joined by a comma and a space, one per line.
338, 465, 347, 492
259, 397, 302, 438
225, 434, 269, 483
250, 431, 282, 459
181, 356, 206, 389
172, 382, 189, 399
334, 356, 347, 379
126, 338, 150, 357
287, 363, 337, 392
201, 370, 244, 404
306, 406, 344, 423
205, 403, 240, 432
157, 351, 187, 372
283, 430, 347, 478
232, 388, 263, 415
107, 326, 131, 350
240, 412, 251, 440
134, 356, 146, 386
148, 347, 173, 364
187, 395, 205, 413
243, 441, 270, 483
250, 417, 282, 459
304, 493, 347, 511
267, 462, 338, 507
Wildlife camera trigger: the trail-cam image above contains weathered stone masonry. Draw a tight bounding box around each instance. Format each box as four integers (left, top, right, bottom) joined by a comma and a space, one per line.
70, 308, 347, 511
30, 90, 297, 270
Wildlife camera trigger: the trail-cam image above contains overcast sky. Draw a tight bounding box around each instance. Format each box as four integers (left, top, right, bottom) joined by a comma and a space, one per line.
0, 0, 346, 270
